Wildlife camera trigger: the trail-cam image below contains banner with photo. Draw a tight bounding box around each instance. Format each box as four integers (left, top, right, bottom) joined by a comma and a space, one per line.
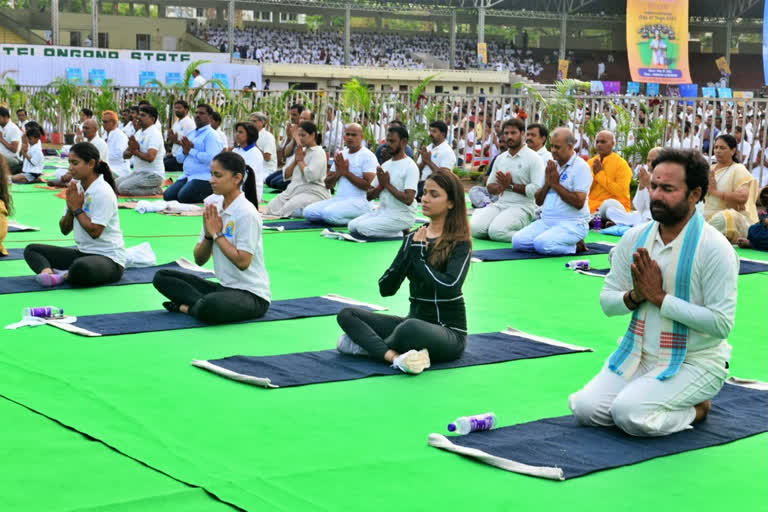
626, 0, 692, 84
557, 59, 569, 79
646, 82, 659, 96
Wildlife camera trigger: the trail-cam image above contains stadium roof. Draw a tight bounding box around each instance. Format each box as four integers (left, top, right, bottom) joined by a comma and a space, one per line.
220, 0, 763, 21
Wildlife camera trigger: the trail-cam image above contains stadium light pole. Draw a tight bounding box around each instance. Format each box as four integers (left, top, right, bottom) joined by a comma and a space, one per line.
228, 0, 235, 58
91, 0, 98, 48
51, 0, 59, 45
450, 9, 457, 69
344, 3, 351, 66
725, 15, 733, 88
558, 0, 567, 61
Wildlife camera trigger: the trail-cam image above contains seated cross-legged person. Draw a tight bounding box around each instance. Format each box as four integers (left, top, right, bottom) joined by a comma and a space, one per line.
24, 142, 126, 287
416, 120, 457, 200
232, 122, 264, 202
153, 152, 270, 324
12, 126, 44, 184
336, 171, 471, 374
118, 104, 165, 196
163, 104, 224, 204
348, 125, 419, 238
736, 186, 768, 250
569, 149, 737, 437
588, 130, 633, 222
304, 123, 377, 226
265, 121, 330, 218
470, 118, 545, 243
512, 128, 592, 254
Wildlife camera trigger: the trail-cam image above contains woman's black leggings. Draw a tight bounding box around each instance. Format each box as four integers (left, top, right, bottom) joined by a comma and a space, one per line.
336, 307, 466, 362
152, 269, 269, 324
24, 244, 124, 287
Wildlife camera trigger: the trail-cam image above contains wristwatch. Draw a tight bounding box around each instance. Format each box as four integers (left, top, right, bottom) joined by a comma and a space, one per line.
212, 231, 225, 241
72, 208, 84, 217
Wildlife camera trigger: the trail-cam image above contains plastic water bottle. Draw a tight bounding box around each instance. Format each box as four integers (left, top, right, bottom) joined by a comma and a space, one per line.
592, 215, 602, 231
565, 259, 590, 270
447, 412, 496, 435
23, 306, 64, 320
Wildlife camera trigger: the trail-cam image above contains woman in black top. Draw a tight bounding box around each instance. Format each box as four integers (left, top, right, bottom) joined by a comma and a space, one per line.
336, 170, 471, 374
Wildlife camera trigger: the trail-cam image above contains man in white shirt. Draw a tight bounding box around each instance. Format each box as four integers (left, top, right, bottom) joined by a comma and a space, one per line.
165, 100, 196, 173
604, 147, 660, 227
734, 126, 758, 169
348, 125, 419, 238
191, 69, 207, 89
12, 125, 44, 183
120, 107, 136, 137
101, 110, 130, 178
417, 120, 457, 200
16, 109, 29, 131
211, 112, 228, 149
305, 123, 377, 226
512, 127, 592, 254
250, 112, 277, 177
470, 118, 545, 243
119, 104, 165, 196
525, 123, 552, 163
82, 119, 109, 163
0, 106, 23, 173
569, 148, 737, 437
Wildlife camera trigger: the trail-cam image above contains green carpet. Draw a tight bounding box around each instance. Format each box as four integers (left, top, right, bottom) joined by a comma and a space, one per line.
1, 186, 766, 511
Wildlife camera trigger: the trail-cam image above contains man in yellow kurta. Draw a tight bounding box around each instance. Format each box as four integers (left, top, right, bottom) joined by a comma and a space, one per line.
588, 131, 633, 218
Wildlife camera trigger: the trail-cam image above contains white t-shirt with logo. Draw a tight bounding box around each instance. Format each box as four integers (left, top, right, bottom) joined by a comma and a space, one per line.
65, 175, 126, 267
486, 146, 545, 209
171, 116, 196, 156
417, 140, 457, 181
0, 121, 22, 159
541, 153, 592, 223
133, 125, 166, 177
105, 128, 130, 177
332, 146, 378, 200
201, 193, 271, 303
371, 156, 419, 217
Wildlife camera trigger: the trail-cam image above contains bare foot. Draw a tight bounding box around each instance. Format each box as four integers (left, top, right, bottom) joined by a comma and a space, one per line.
575, 240, 588, 253
693, 400, 711, 423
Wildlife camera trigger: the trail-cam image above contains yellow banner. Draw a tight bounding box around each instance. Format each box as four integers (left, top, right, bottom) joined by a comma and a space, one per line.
715, 56, 731, 76
557, 59, 569, 79
477, 42, 487, 65
626, 0, 691, 84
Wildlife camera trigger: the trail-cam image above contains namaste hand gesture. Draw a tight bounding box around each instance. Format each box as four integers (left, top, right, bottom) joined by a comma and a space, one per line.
412, 225, 428, 244
545, 161, 560, 187
495, 170, 512, 190
180, 136, 194, 155
376, 166, 390, 188
65, 181, 84, 212
127, 135, 140, 153
203, 203, 223, 237
333, 152, 349, 177
592, 157, 603, 174
708, 171, 718, 195
630, 248, 665, 307
419, 146, 432, 165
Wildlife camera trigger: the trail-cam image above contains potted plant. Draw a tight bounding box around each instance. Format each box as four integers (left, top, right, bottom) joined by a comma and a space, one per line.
49, 77, 82, 145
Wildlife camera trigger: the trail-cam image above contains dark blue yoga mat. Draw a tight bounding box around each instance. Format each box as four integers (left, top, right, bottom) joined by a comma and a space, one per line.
264, 220, 337, 231
323, 227, 405, 243
472, 243, 613, 262
0, 246, 76, 262
428, 382, 768, 480
581, 258, 768, 277
49, 296, 382, 336
0, 260, 212, 295
7, 224, 39, 233
193, 331, 591, 388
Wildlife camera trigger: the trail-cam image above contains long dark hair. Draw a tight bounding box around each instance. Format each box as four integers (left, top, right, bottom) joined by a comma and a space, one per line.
0, 155, 13, 216
235, 121, 259, 146
213, 152, 259, 207
423, 170, 471, 270
69, 142, 117, 193
715, 134, 740, 163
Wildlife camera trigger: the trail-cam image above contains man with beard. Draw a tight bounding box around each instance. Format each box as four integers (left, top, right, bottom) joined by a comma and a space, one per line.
512, 127, 591, 254
164, 100, 196, 173
416, 120, 457, 200
569, 148, 738, 437
470, 118, 544, 242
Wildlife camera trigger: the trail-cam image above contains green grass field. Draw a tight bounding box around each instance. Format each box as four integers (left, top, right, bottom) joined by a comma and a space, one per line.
1, 176, 766, 511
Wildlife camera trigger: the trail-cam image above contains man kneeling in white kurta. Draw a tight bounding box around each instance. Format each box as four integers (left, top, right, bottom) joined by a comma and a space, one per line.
304, 123, 377, 226
569, 148, 738, 437
470, 118, 545, 243
348, 125, 418, 238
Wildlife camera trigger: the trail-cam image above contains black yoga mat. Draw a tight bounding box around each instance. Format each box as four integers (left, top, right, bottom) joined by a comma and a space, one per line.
471, 243, 613, 262
7, 224, 39, 233
45, 296, 384, 336
263, 220, 338, 231
0, 246, 76, 262
0, 260, 212, 295
192, 330, 591, 388
428, 381, 767, 480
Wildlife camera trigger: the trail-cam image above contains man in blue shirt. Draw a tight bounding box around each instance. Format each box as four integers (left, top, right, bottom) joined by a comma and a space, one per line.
163, 103, 224, 203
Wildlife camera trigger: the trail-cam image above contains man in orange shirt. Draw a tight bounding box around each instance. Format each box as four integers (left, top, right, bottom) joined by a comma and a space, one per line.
588, 131, 632, 219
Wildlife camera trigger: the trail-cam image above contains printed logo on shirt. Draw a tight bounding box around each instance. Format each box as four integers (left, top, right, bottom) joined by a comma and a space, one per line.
83, 196, 92, 213
560, 172, 568, 182
224, 220, 235, 239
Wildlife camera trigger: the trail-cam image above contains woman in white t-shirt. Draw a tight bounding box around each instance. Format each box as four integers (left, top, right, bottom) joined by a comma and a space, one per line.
153, 152, 271, 324
24, 142, 126, 287
232, 122, 265, 202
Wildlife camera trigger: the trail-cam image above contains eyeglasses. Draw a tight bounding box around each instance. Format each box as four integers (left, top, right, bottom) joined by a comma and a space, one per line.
344, 132, 359, 136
